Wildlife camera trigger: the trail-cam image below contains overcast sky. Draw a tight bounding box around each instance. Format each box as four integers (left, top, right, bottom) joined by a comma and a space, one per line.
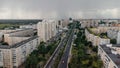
0, 0, 120, 19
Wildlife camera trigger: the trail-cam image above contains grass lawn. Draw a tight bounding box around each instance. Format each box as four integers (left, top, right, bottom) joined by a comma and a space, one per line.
0, 24, 20, 29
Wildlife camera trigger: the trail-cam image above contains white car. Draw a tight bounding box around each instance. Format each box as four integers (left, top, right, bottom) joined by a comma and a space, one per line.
62, 60, 64, 63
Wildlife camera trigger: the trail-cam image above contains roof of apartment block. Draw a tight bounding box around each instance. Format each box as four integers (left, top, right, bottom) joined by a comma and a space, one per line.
100, 44, 120, 67
0, 36, 39, 49
6, 28, 34, 34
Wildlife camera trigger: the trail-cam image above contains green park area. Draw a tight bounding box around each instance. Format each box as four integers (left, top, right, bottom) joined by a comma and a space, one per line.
0, 24, 19, 29
25, 40, 60, 68
68, 23, 103, 68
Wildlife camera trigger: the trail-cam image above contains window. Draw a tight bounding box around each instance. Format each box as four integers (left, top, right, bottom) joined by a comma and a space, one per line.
105, 55, 110, 62
12, 50, 16, 63
113, 66, 117, 68
0, 50, 2, 61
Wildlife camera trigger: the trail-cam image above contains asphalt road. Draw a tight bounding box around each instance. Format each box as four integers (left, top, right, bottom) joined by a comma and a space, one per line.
44, 30, 71, 68
58, 24, 75, 68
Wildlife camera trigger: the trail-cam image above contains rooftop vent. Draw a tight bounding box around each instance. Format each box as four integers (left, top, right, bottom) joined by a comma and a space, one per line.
106, 44, 112, 48
111, 50, 117, 55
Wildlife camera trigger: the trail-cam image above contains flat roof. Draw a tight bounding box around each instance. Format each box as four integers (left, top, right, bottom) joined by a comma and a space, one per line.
0, 36, 39, 49
100, 44, 120, 67
6, 28, 34, 34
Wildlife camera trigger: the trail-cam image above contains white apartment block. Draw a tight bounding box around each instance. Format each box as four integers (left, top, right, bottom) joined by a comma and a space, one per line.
98, 44, 120, 68
89, 27, 120, 35
80, 19, 120, 28
4, 29, 35, 45
0, 30, 19, 42
0, 32, 3, 42
107, 29, 118, 39
37, 19, 57, 42
85, 29, 110, 46
80, 19, 100, 28
0, 27, 40, 68
61, 19, 69, 28
0, 36, 40, 68
117, 31, 120, 44
99, 38, 110, 45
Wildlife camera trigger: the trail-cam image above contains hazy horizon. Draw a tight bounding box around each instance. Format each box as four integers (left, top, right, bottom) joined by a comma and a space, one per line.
0, 0, 120, 19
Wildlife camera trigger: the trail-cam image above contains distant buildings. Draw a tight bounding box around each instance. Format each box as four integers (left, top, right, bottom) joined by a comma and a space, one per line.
57, 20, 63, 30
79, 19, 100, 28
20, 24, 37, 29
79, 19, 120, 28
98, 44, 120, 68
61, 19, 69, 28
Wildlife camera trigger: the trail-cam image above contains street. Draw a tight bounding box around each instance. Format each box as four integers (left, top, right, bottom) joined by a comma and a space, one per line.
44, 30, 71, 68
58, 28, 75, 68
44, 23, 76, 68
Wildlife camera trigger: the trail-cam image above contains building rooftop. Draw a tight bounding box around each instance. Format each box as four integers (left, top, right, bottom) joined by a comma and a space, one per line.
6, 28, 34, 34
86, 28, 109, 39
0, 36, 39, 49
100, 44, 120, 67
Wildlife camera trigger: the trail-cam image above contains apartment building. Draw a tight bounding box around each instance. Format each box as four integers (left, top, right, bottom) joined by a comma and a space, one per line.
106, 29, 120, 44
98, 44, 120, 68
117, 31, 120, 44
80, 19, 120, 28
4, 29, 35, 45
0, 19, 61, 68
107, 29, 118, 39
37, 19, 57, 42
80, 19, 100, 28
0, 36, 40, 68
0, 30, 20, 42
61, 19, 69, 28
85, 29, 110, 46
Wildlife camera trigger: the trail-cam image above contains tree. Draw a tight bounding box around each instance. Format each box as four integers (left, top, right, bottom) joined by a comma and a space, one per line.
38, 43, 46, 57
110, 39, 116, 44
84, 41, 92, 47
78, 48, 84, 60
92, 46, 98, 52
69, 17, 72, 21
97, 60, 103, 68
46, 45, 52, 53
25, 55, 38, 68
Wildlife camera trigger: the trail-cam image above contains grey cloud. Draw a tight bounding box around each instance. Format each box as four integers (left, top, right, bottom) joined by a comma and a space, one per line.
0, 0, 120, 19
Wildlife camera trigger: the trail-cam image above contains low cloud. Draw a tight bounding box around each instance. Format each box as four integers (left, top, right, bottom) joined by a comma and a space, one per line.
0, 0, 120, 19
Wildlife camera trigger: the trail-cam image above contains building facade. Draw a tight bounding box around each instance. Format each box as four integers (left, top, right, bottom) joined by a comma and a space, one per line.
98, 44, 120, 68
37, 19, 57, 42
4, 29, 35, 45
85, 29, 110, 46
0, 36, 40, 68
